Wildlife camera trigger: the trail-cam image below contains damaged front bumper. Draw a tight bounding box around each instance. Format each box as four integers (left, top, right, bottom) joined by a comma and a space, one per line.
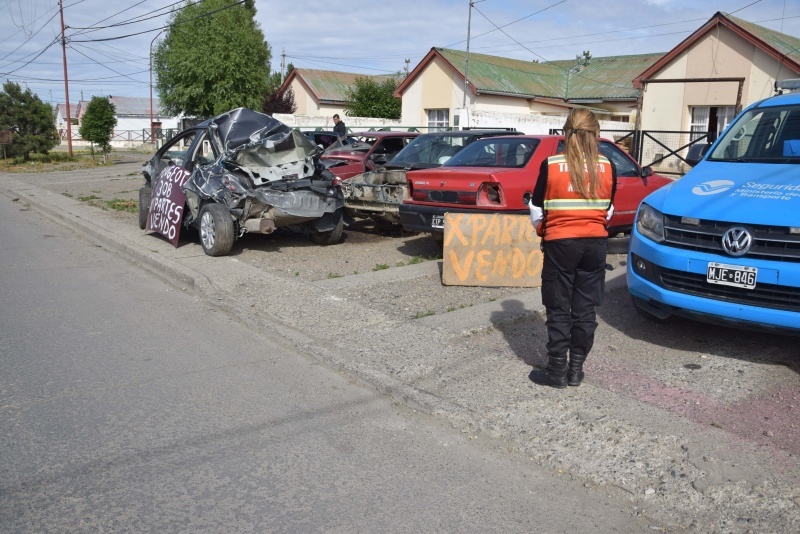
341, 169, 408, 224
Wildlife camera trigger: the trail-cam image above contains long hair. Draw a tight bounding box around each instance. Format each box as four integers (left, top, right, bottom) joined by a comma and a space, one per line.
563, 109, 601, 199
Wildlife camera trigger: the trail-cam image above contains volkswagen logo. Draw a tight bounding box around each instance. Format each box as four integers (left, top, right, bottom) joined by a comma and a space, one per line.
721, 226, 753, 256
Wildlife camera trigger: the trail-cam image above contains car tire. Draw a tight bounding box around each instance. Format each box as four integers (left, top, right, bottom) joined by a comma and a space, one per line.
630, 295, 673, 324
431, 233, 444, 247
138, 186, 151, 230
310, 212, 344, 246
607, 234, 630, 254
198, 203, 234, 257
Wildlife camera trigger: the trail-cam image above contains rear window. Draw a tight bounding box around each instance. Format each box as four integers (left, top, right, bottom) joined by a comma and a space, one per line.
444, 138, 539, 168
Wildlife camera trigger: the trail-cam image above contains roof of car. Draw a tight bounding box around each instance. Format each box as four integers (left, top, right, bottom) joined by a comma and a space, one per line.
350, 131, 420, 138
417, 129, 522, 137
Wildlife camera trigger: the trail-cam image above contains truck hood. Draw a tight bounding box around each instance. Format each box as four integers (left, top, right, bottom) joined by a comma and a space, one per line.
650, 161, 800, 225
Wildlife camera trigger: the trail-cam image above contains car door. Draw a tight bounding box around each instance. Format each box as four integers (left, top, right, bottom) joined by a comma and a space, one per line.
151, 128, 218, 181
597, 141, 647, 229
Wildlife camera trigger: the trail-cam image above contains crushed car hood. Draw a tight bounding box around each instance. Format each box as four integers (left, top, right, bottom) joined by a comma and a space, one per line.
207, 107, 322, 186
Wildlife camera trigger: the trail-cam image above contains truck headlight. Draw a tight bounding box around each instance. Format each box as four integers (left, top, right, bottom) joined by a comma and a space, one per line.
636, 203, 665, 243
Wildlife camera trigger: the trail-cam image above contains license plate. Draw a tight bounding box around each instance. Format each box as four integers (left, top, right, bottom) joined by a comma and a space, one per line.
706, 262, 757, 289
431, 215, 445, 229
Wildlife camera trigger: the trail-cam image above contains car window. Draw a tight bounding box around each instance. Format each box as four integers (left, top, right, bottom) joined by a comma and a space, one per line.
190, 133, 218, 167
161, 132, 197, 168
390, 134, 471, 166
445, 138, 539, 168
710, 105, 800, 162
599, 142, 639, 177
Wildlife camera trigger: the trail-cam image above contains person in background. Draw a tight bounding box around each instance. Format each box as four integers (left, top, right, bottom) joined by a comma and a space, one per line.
528, 108, 617, 389
333, 114, 346, 137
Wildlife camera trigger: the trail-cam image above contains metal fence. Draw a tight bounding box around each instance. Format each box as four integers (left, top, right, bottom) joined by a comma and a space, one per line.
549, 128, 710, 177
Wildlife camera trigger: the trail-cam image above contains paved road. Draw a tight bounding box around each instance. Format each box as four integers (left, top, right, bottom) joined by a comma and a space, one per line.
0, 196, 653, 531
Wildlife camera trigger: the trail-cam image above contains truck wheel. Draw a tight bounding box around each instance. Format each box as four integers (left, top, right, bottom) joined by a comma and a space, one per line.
138, 186, 151, 230
198, 203, 234, 256
310, 210, 344, 245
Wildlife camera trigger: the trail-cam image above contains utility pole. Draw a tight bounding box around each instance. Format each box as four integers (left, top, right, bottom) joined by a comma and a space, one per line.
404, 59, 410, 77
462, 0, 474, 110
281, 48, 286, 84
150, 30, 164, 145
58, 0, 72, 157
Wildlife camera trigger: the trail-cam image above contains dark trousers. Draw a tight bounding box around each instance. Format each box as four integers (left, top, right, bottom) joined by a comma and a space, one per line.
541, 238, 607, 358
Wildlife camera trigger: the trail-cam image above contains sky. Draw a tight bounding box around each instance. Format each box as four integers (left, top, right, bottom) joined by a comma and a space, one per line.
1, 0, 799, 107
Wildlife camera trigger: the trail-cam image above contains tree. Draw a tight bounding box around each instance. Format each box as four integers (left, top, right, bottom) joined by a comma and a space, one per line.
261, 64, 296, 115
153, 0, 271, 118
79, 96, 117, 163
344, 77, 401, 119
262, 87, 296, 115
0, 81, 58, 160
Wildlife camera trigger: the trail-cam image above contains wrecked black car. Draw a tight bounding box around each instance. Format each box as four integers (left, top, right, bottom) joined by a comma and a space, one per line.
341, 129, 521, 226
139, 108, 345, 256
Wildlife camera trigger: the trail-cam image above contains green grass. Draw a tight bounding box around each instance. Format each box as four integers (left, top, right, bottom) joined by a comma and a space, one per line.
413, 310, 435, 319
61, 192, 73, 198
327, 273, 342, 279
373, 263, 390, 271
105, 198, 137, 213
408, 256, 425, 265
78, 195, 101, 201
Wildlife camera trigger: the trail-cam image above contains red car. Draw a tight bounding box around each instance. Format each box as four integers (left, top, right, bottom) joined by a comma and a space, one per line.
399, 135, 673, 252
320, 131, 419, 180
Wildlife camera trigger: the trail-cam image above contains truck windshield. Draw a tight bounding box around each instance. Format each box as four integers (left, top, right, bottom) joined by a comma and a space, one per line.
709, 104, 800, 163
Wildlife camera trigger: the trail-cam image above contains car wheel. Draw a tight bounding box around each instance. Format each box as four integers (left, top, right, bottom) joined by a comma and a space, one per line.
431, 233, 444, 247
310, 212, 344, 246
138, 186, 151, 230
198, 203, 234, 256
630, 295, 672, 324
607, 234, 630, 254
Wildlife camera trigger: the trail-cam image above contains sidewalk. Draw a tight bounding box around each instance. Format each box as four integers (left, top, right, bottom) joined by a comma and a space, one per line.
2, 172, 798, 533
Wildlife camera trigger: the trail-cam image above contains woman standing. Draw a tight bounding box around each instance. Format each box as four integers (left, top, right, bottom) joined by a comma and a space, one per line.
528, 109, 616, 388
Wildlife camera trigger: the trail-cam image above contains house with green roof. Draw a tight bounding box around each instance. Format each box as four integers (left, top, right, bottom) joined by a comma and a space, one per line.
393, 46, 663, 130
278, 68, 396, 119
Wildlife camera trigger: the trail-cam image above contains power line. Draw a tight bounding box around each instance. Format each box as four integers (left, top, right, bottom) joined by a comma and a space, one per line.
69, 0, 247, 43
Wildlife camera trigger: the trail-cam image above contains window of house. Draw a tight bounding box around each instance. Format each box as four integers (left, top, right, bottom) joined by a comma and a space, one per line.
690, 106, 736, 141
426, 109, 449, 132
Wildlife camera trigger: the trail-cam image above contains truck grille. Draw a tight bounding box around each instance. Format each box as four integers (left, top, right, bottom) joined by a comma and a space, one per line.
658, 266, 800, 312
663, 215, 800, 262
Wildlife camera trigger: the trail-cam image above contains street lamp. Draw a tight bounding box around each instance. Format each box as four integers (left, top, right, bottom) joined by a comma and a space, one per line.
150, 30, 164, 146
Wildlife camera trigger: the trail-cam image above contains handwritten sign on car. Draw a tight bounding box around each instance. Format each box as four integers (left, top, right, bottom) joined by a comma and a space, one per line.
442, 213, 543, 287
147, 165, 190, 246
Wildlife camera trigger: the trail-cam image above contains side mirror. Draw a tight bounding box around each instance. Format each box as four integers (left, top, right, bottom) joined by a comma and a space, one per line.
522, 191, 532, 205
641, 166, 654, 178
686, 143, 711, 167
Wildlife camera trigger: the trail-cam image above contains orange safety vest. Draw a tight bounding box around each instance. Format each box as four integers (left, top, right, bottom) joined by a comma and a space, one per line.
540, 154, 613, 242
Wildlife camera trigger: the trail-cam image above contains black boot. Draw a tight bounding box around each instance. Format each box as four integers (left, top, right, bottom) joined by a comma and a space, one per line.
529, 353, 568, 389
568, 353, 587, 386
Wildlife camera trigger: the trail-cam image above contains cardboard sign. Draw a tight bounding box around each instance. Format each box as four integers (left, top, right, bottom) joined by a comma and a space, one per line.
147, 165, 190, 246
442, 213, 543, 287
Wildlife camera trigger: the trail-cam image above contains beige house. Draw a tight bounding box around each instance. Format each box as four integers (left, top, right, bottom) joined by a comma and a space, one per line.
278, 68, 395, 119
634, 12, 800, 139
393, 47, 663, 130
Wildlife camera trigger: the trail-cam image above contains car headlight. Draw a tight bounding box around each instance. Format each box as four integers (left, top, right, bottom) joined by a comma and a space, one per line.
636, 203, 665, 243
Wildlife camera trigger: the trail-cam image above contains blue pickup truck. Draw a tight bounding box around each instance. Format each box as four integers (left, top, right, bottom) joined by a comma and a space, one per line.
628, 79, 800, 335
